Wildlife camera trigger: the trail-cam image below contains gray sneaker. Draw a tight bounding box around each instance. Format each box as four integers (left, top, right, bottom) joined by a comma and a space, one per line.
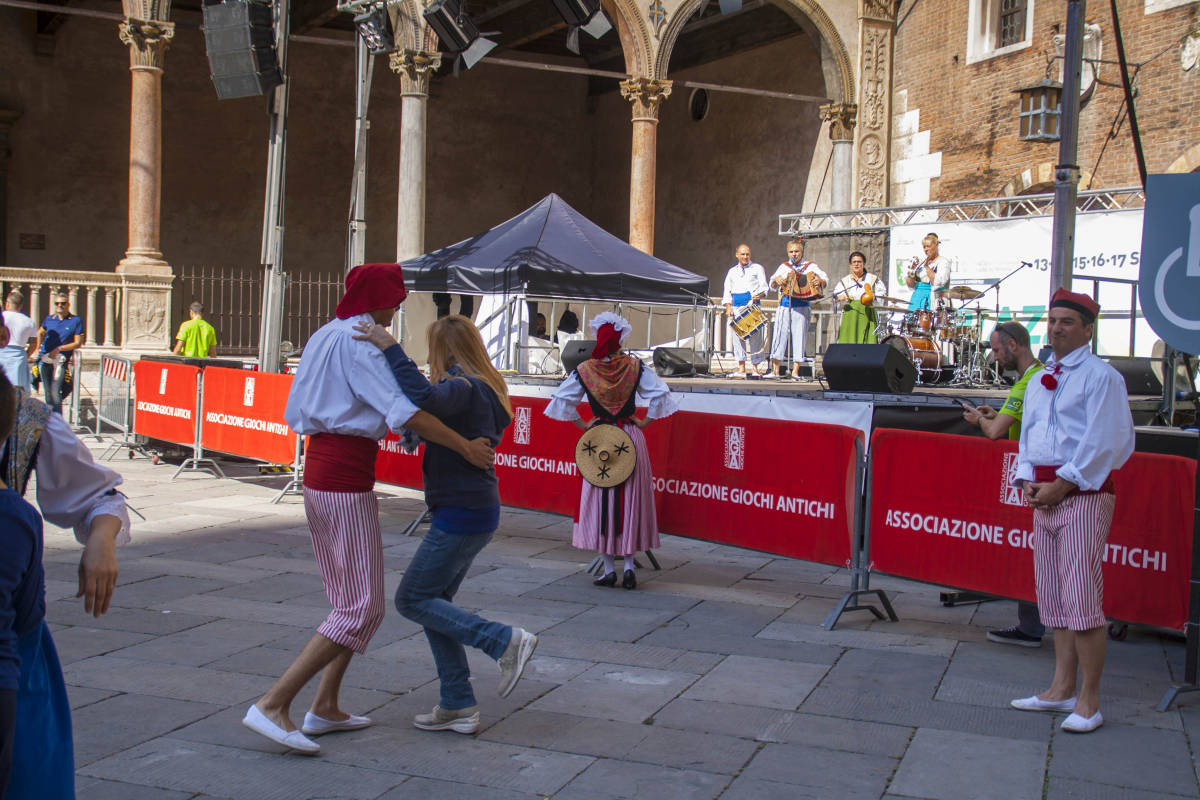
497, 627, 538, 698
413, 705, 480, 734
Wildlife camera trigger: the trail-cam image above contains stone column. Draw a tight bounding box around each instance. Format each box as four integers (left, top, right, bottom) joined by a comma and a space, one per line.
117, 5, 174, 351
620, 78, 672, 255
390, 49, 442, 261
855, 0, 896, 208
820, 102, 858, 211
0, 110, 19, 263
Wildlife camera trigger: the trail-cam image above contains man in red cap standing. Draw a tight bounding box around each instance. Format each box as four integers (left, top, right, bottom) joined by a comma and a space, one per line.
1008, 288, 1134, 734
243, 264, 496, 755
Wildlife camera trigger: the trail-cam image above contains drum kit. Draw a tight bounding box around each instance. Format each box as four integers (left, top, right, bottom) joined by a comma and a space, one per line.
871, 285, 989, 386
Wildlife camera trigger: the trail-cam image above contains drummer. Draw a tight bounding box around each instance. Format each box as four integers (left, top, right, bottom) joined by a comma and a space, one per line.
833, 251, 885, 344
722, 243, 770, 378
769, 237, 827, 379
906, 233, 952, 311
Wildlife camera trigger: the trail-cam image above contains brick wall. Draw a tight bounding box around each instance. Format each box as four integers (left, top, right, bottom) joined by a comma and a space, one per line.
891, 0, 1200, 201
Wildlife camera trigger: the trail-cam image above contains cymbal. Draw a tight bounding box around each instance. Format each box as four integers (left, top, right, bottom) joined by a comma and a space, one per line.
946, 285, 983, 300
876, 295, 908, 304
872, 304, 910, 314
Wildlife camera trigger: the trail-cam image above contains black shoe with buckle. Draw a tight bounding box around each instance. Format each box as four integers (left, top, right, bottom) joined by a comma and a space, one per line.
987, 626, 1042, 647
593, 572, 617, 587
622, 569, 636, 590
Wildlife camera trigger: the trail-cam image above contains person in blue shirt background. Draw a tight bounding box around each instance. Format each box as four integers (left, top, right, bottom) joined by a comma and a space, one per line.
34, 292, 84, 414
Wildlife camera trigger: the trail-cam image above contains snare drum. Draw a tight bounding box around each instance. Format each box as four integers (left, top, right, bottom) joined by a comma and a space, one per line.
883, 334, 942, 378
730, 305, 768, 339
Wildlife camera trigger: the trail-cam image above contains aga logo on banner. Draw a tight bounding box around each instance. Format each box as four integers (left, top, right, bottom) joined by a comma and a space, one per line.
999, 452, 1024, 506
243, 377, 256, 407
724, 425, 745, 470
513, 407, 532, 445
158, 368, 168, 395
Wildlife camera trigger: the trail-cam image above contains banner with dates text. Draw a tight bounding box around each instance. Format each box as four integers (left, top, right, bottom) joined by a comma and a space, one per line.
132, 360, 200, 446
200, 366, 298, 465
867, 428, 1195, 630
375, 395, 862, 566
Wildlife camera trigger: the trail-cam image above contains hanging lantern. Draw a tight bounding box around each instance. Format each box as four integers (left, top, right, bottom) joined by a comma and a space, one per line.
1015, 79, 1063, 142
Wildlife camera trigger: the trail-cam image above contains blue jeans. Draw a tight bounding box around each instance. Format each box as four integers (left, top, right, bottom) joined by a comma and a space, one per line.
1017, 600, 1046, 638
40, 360, 68, 415
395, 525, 512, 710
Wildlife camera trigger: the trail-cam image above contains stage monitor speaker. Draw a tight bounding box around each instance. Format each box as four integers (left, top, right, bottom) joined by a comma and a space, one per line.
823, 343, 916, 394
1107, 356, 1163, 396
653, 347, 709, 377
202, 0, 283, 100
561, 340, 595, 374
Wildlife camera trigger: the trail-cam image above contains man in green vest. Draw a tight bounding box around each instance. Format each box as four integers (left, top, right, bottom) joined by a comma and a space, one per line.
173, 302, 218, 358
961, 320, 1044, 646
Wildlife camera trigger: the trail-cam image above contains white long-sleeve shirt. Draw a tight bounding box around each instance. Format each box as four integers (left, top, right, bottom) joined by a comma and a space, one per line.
1014, 343, 1135, 491
771, 260, 829, 297
545, 361, 679, 422
284, 315, 418, 438
29, 412, 131, 545
833, 272, 885, 303
721, 263, 769, 307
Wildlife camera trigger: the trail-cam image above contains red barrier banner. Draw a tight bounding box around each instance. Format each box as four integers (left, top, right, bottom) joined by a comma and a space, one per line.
200, 366, 298, 465
867, 428, 1195, 630
376, 396, 861, 566
132, 360, 200, 446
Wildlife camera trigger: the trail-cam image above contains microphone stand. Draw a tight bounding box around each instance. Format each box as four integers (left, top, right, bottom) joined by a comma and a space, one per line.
956, 261, 1032, 384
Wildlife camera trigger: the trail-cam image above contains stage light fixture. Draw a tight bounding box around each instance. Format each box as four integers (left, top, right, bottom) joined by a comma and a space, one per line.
423, 0, 496, 70
550, 0, 612, 54
353, 4, 396, 55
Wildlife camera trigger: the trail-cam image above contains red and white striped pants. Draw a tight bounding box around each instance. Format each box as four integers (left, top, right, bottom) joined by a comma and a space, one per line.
304, 488, 386, 653
1033, 491, 1115, 632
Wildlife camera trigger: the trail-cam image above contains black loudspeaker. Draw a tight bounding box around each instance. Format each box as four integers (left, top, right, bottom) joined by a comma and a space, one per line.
653, 347, 710, 377
1107, 357, 1163, 396
561, 340, 595, 374
822, 344, 917, 394
202, 0, 283, 100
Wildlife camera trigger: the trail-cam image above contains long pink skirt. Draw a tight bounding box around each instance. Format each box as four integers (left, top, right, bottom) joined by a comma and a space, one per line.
572, 421, 660, 555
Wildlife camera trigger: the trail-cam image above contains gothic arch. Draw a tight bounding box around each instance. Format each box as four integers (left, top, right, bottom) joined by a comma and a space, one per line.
653, 0, 854, 101
1166, 143, 1200, 173
999, 162, 1100, 197
600, 0, 654, 77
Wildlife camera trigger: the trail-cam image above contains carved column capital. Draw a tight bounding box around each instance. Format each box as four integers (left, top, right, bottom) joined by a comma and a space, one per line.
389, 49, 443, 96
859, 0, 898, 24
119, 18, 175, 70
620, 78, 673, 122
820, 102, 857, 142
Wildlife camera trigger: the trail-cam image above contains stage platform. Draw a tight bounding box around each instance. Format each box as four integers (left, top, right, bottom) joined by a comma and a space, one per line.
503, 373, 1192, 457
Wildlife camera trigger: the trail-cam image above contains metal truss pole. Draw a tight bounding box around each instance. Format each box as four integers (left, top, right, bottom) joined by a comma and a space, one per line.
259, 0, 291, 374
1049, 0, 1085, 294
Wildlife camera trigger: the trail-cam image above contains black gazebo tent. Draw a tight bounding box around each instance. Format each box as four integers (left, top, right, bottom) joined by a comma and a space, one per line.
400, 194, 709, 304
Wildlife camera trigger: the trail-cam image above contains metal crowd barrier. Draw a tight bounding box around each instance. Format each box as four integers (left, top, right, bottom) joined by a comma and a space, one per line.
95, 354, 150, 461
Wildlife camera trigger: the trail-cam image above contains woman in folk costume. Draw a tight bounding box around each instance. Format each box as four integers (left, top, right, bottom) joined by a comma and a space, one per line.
545, 313, 678, 589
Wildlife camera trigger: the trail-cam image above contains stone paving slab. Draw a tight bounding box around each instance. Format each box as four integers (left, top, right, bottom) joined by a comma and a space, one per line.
758, 619, 957, 658
650, 697, 794, 741
552, 758, 730, 800
107, 619, 298, 667
481, 708, 653, 758
887, 728, 1045, 800
51, 625, 154, 665
1048, 722, 1200, 796
529, 662, 700, 723
63, 655, 274, 705
71, 693, 221, 767
680, 654, 827, 710
79, 738, 407, 799
736, 742, 896, 799
75, 777, 196, 800
376, 776, 542, 800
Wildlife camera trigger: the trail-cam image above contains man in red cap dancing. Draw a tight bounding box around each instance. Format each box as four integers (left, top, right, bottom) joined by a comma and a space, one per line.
243, 264, 495, 755
1008, 288, 1134, 734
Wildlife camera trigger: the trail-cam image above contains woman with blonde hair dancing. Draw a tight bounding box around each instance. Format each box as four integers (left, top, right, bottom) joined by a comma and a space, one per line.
355, 314, 537, 735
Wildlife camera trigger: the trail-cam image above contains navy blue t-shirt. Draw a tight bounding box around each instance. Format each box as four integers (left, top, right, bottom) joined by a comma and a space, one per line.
0, 489, 44, 691
39, 314, 83, 361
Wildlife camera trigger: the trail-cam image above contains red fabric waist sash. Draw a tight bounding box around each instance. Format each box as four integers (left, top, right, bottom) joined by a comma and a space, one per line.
304, 433, 377, 492
1033, 465, 1114, 496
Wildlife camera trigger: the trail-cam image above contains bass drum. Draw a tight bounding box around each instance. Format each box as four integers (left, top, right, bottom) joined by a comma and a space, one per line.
882, 334, 942, 380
